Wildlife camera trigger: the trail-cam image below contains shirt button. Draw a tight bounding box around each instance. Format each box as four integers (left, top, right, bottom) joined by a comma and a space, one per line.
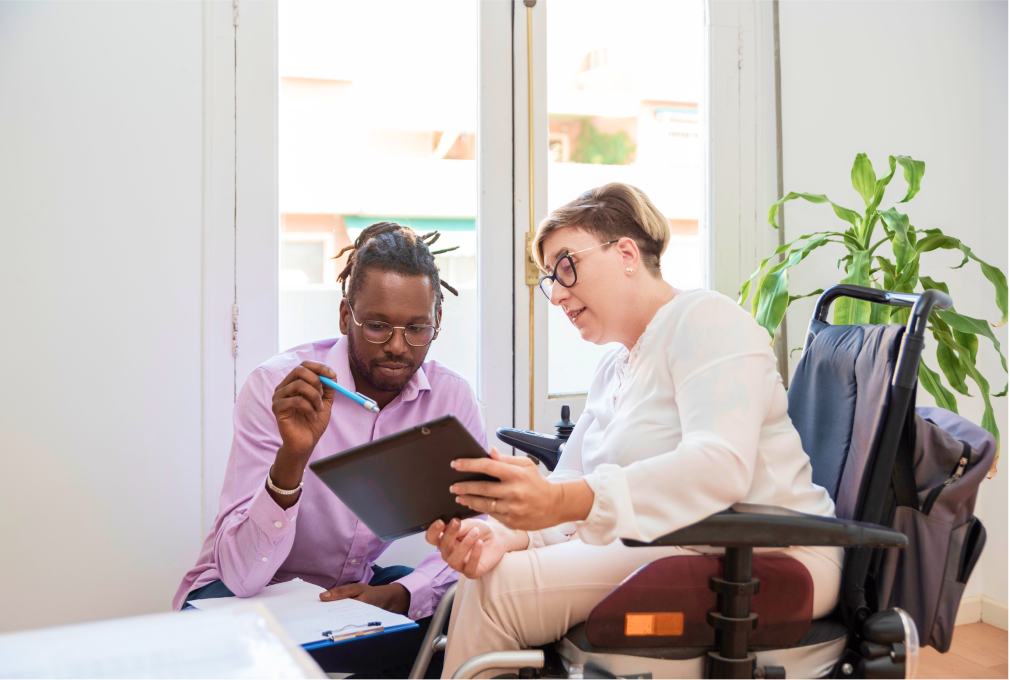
274, 521, 282, 528
290, 515, 296, 522
415, 610, 422, 618
350, 559, 358, 565
261, 556, 268, 562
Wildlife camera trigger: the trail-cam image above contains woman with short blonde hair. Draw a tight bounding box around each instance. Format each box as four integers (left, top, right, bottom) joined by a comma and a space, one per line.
428, 183, 841, 678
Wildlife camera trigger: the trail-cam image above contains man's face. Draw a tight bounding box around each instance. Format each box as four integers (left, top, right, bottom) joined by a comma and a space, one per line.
339, 269, 441, 394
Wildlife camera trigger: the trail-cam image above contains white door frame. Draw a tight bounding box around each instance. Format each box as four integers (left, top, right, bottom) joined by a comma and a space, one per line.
477, 0, 517, 446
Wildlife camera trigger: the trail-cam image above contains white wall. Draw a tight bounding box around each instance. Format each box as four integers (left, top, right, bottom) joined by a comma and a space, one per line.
975, 0, 1009, 620
0, 1, 204, 632
779, 0, 1008, 618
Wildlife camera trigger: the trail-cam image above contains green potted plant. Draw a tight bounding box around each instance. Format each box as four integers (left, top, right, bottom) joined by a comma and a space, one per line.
739, 154, 1007, 472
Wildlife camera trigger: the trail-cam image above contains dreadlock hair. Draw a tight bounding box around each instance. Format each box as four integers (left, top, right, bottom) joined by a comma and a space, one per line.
334, 222, 460, 313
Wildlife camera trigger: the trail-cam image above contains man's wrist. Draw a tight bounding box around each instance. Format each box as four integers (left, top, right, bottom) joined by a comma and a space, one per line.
272, 446, 309, 490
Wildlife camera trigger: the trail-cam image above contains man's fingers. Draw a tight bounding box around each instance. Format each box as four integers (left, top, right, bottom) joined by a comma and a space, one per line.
301, 361, 336, 380
275, 396, 318, 420
321, 584, 362, 601
275, 379, 324, 410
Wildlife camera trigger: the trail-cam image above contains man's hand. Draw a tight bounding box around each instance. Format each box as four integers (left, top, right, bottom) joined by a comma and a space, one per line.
319, 583, 410, 615
449, 447, 594, 531
268, 361, 337, 507
423, 517, 516, 579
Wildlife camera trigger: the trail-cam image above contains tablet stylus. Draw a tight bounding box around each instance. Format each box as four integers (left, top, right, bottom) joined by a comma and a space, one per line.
319, 375, 381, 413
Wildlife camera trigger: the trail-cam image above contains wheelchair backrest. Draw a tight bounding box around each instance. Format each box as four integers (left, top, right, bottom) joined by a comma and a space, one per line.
786, 320, 906, 522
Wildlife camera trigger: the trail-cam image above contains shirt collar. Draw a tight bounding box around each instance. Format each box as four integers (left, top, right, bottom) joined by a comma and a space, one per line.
329, 336, 431, 405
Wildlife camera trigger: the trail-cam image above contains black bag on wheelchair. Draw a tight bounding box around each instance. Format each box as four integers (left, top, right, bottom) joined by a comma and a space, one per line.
874, 406, 994, 653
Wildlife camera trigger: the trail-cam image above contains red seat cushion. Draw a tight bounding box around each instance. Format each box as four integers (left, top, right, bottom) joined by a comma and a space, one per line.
585, 555, 814, 649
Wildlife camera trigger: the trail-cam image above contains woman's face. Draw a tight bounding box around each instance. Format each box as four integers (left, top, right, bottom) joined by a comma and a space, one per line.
540, 227, 632, 345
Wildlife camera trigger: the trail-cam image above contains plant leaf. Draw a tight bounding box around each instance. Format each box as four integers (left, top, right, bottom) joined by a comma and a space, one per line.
934, 329, 971, 395
750, 237, 833, 336
931, 325, 1001, 460
788, 289, 825, 304
767, 192, 862, 231
868, 156, 898, 214
834, 250, 872, 324
935, 309, 1009, 374
894, 155, 925, 203
851, 153, 877, 208
879, 207, 915, 271
738, 231, 836, 305
918, 275, 950, 295
956, 244, 1009, 327
919, 358, 959, 413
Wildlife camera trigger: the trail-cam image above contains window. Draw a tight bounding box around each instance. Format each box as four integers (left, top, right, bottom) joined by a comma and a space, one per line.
545, 0, 706, 396
278, 1, 478, 389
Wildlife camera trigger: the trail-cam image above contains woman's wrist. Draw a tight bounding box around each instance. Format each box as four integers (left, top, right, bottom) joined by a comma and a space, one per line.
490, 518, 530, 552
552, 479, 595, 524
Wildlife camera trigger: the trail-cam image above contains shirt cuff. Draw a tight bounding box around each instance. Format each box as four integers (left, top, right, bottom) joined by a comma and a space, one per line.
393, 570, 434, 621
247, 480, 301, 544
577, 465, 640, 545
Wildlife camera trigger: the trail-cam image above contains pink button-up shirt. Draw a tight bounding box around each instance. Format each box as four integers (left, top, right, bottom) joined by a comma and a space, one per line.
172, 337, 486, 618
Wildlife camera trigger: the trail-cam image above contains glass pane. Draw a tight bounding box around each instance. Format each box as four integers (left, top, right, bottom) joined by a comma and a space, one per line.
546, 0, 705, 396
278, 1, 478, 390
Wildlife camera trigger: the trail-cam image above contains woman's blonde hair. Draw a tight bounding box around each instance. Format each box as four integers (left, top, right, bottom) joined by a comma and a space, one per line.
531, 183, 670, 274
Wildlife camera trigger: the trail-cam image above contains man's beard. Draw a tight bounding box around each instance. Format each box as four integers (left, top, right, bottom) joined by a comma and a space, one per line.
347, 331, 428, 394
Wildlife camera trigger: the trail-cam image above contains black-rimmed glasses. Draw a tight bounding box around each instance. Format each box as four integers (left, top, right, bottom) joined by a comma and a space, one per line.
347, 306, 439, 347
538, 239, 618, 299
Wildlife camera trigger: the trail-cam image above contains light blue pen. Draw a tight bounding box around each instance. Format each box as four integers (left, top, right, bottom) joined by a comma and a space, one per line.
318, 375, 381, 413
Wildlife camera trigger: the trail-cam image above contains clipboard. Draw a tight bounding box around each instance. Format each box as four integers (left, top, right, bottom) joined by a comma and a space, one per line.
302, 621, 418, 651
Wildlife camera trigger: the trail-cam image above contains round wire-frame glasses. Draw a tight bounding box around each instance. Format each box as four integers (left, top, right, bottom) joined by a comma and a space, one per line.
537, 239, 618, 300
347, 305, 439, 347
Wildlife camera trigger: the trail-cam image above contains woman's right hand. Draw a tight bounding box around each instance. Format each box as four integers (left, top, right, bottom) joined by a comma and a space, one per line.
424, 518, 510, 579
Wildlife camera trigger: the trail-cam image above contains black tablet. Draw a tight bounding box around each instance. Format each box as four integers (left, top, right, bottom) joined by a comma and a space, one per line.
308, 415, 496, 542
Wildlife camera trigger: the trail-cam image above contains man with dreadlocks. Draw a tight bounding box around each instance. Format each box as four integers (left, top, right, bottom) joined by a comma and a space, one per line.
173, 223, 483, 676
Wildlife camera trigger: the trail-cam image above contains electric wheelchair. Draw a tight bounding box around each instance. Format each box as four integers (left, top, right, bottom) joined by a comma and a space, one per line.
410, 284, 952, 679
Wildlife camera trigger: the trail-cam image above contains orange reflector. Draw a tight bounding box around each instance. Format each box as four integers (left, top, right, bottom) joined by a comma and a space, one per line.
624, 612, 684, 636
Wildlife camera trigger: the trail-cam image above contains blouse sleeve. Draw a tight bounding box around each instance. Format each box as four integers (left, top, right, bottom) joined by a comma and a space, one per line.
526, 409, 595, 549
576, 294, 781, 545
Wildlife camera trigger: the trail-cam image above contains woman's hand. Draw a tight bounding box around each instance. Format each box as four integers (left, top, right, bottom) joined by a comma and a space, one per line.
449, 447, 594, 531
424, 518, 512, 579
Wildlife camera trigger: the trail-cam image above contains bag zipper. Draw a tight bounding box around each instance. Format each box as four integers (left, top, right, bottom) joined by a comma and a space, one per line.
921, 442, 971, 516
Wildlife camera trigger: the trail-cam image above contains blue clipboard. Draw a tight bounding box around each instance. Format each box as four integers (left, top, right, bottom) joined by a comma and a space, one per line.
301, 621, 419, 651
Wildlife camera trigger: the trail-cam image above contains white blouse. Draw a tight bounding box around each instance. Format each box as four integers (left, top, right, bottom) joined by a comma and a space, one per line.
539, 289, 836, 547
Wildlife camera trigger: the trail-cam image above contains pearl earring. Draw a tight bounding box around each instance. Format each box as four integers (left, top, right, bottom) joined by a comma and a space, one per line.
626, 267, 634, 274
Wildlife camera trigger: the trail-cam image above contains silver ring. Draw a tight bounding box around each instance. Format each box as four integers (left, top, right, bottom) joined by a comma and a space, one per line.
491, 499, 497, 513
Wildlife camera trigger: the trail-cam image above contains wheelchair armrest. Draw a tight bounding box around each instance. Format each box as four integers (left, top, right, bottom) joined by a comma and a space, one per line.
620, 506, 907, 549
495, 427, 564, 471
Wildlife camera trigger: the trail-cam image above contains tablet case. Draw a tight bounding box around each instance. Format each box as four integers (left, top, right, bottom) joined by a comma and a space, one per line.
309, 415, 497, 541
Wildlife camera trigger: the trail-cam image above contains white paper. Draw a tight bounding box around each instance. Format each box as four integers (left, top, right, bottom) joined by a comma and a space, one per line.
188, 578, 415, 645
0, 604, 325, 679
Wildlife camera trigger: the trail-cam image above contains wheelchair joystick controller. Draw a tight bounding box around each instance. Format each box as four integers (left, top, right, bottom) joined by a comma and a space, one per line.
495, 405, 574, 472
555, 405, 575, 439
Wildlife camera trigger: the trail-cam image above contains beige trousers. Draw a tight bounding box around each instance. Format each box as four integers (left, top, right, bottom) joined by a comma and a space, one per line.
442, 539, 843, 679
